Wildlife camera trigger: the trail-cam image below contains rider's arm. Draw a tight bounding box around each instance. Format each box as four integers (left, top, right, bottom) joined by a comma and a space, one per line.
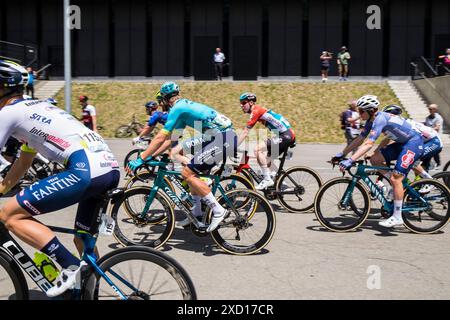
348, 114, 385, 161
0, 148, 36, 196
137, 124, 154, 139
349, 139, 374, 162
237, 127, 250, 146
342, 135, 365, 156
139, 131, 169, 160
373, 137, 391, 153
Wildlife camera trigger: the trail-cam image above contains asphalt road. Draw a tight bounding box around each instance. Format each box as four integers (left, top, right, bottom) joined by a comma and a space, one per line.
1, 140, 450, 300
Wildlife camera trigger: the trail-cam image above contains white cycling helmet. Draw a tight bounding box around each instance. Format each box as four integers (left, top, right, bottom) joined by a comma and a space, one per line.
356, 95, 380, 111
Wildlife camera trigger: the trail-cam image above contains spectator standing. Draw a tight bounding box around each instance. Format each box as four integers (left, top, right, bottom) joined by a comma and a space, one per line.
79, 95, 98, 132
337, 46, 351, 81
341, 100, 361, 146
25, 67, 37, 98
320, 51, 333, 82
424, 104, 444, 169
437, 48, 450, 73
213, 47, 226, 81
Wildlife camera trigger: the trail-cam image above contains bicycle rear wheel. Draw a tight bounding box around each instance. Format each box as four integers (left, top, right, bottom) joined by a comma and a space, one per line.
208, 189, 276, 255
0, 251, 29, 300
314, 177, 371, 232
110, 187, 175, 248
432, 171, 450, 190
276, 166, 322, 212
402, 179, 450, 234
83, 247, 196, 300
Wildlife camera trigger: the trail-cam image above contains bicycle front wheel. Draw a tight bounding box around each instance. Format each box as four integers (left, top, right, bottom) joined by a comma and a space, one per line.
402, 179, 450, 234
83, 247, 196, 300
208, 189, 276, 255
314, 177, 371, 232
110, 187, 175, 248
276, 166, 322, 213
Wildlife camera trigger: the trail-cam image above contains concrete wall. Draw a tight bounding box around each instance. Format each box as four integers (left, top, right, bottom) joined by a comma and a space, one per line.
413, 75, 450, 130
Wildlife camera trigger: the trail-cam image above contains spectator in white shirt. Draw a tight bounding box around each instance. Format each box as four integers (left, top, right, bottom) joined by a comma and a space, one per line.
424, 104, 444, 169
213, 48, 226, 81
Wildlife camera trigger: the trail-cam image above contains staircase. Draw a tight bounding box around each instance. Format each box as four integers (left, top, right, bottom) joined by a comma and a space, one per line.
388, 80, 450, 144
34, 80, 65, 100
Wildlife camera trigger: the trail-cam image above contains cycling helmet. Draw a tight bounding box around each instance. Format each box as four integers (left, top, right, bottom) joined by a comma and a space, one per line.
0, 60, 29, 90
356, 95, 380, 111
155, 90, 164, 103
382, 104, 402, 115
239, 92, 257, 103
160, 81, 179, 99
145, 101, 158, 109
46, 98, 58, 106
79, 95, 88, 102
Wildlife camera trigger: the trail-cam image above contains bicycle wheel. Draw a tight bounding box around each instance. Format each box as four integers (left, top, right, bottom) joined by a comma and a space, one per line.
443, 161, 450, 172
432, 171, 450, 190
361, 172, 392, 218
110, 187, 175, 248
207, 189, 276, 255
115, 125, 133, 138
0, 251, 29, 300
402, 179, 450, 234
83, 247, 196, 300
124, 170, 157, 189
276, 166, 322, 213
123, 149, 142, 168
314, 177, 371, 232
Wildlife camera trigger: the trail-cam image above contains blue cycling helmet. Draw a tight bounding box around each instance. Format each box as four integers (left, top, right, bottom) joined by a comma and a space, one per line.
382, 104, 403, 115
145, 101, 158, 109
239, 92, 257, 103
46, 98, 58, 106
160, 81, 179, 99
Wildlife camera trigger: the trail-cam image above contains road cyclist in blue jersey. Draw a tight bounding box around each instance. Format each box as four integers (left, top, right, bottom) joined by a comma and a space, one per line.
126, 81, 237, 232
333, 95, 425, 228
132, 95, 168, 146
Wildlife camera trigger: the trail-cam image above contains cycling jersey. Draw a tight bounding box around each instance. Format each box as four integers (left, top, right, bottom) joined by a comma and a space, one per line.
406, 119, 439, 142
0, 98, 120, 230
361, 112, 420, 143
81, 104, 96, 130
161, 99, 232, 136
246, 105, 292, 134
148, 111, 168, 127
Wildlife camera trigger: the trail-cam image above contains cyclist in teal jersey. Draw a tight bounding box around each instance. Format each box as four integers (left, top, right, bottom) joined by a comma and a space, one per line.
126, 82, 236, 232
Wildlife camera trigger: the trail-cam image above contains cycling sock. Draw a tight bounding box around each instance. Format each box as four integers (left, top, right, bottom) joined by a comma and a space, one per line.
192, 195, 203, 217
41, 237, 80, 269
393, 200, 403, 220
261, 167, 271, 180
202, 192, 226, 216
419, 171, 432, 179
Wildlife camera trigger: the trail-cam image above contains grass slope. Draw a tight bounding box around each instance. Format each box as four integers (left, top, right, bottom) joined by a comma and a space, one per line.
55, 81, 401, 143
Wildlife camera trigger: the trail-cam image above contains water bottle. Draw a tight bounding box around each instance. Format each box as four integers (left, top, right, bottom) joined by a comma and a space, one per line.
33, 252, 59, 282
222, 164, 233, 177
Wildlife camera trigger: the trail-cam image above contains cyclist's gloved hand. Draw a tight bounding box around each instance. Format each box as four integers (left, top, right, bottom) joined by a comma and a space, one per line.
127, 156, 152, 172
331, 152, 344, 163
339, 158, 353, 171
132, 137, 142, 145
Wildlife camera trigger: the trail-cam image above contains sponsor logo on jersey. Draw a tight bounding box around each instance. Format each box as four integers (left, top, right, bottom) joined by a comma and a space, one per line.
29, 127, 71, 151
24, 100, 42, 107
31, 174, 82, 201
100, 161, 119, 168
30, 113, 52, 125
400, 150, 416, 169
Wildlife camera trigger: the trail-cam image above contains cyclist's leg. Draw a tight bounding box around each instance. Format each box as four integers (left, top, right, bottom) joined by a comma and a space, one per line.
73, 170, 120, 257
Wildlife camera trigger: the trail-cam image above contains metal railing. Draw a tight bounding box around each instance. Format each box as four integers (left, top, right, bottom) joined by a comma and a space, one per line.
411, 56, 450, 80
0, 40, 38, 67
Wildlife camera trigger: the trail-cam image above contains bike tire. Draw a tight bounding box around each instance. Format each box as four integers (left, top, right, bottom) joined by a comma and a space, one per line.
123, 149, 142, 168
314, 177, 371, 232
110, 187, 175, 248
208, 189, 276, 255
115, 125, 133, 138
0, 251, 29, 300
432, 171, 450, 190
276, 166, 323, 213
402, 179, 450, 234
443, 161, 450, 172
82, 246, 196, 300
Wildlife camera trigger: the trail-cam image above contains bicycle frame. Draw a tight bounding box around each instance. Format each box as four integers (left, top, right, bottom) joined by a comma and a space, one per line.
140, 160, 237, 229
342, 163, 431, 214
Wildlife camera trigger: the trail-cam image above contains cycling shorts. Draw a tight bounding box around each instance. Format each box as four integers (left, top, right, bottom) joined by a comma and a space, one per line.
380, 135, 424, 176
266, 129, 295, 157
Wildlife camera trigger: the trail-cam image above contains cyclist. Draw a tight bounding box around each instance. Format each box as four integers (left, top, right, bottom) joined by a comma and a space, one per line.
46, 97, 58, 106
132, 100, 168, 145
379, 104, 443, 193
333, 95, 424, 228
236, 92, 296, 190
79, 95, 97, 132
0, 60, 120, 297
126, 81, 236, 232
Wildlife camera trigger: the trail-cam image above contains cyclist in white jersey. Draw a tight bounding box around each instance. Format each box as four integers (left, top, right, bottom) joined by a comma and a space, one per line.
0, 60, 120, 297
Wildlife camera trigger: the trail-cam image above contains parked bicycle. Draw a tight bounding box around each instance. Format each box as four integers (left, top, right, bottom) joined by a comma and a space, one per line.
314, 159, 450, 234
0, 187, 196, 300
111, 155, 275, 255
114, 114, 144, 138
227, 143, 322, 212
